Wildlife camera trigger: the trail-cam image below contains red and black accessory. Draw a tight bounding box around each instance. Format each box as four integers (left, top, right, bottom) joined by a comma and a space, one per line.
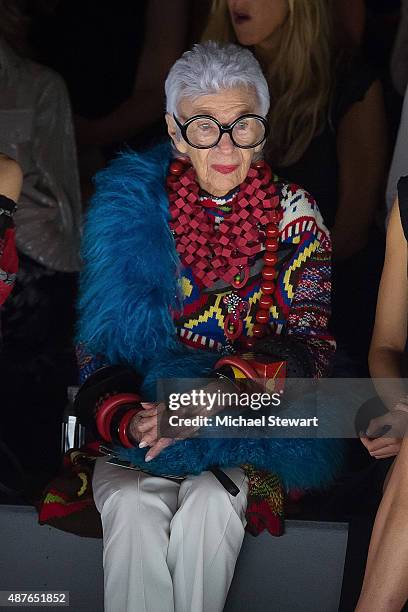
74, 365, 144, 446
167, 158, 281, 351
213, 337, 313, 400
167, 159, 280, 293
167, 158, 313, 384
214, 354, 286, 398
0, 194, 18, 306
0, 194, 17, 235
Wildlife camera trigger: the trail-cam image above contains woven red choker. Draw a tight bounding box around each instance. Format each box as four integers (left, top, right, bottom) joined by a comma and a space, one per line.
167, 159, 281, 290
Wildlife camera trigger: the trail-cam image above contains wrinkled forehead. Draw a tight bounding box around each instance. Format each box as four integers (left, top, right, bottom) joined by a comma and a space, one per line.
177, 86, 261, 123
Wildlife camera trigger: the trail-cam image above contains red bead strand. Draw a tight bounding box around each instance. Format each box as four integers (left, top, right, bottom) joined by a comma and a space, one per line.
167, 159, 281, 345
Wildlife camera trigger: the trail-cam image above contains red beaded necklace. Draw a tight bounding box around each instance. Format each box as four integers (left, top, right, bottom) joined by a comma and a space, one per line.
167, 158, 281, 349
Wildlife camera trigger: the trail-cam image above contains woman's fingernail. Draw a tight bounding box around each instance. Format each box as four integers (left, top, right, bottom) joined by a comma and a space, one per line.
141, 402, 151, 409
145, 455, 152, 462
139, 441, 148, 448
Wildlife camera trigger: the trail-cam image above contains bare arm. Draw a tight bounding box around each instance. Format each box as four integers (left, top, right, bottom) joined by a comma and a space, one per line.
386, 83, 408, 218
76, 0, 189, 148
391, 0, 408, 96
332, 80, 388, 262
0, 154, 23, 201
369, 198, 408, 409
356, 437, 408, 612
359, 200, 408, 459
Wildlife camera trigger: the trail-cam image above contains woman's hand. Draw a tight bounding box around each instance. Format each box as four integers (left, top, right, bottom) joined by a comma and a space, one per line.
129, 378, 237, 462
132, 394, 211, 462
128, 402, 174, 462
360, 408, 408, 459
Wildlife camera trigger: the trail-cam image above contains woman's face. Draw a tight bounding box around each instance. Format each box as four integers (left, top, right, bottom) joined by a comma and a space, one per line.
166, 87, 263, 197
227, 0, 289, 48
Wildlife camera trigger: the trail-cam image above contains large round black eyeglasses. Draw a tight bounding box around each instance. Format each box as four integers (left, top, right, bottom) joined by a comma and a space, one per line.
173, 113, 268, 149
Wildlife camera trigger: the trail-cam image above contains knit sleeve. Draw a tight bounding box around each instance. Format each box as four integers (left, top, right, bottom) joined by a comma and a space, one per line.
76, 342, 109, 385
274, 183, 335, 377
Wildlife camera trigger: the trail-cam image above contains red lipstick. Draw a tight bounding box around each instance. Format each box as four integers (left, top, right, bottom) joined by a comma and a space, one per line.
211, 164, 239, 174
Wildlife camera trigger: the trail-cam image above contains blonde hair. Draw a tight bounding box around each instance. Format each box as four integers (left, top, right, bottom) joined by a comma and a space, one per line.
202, 0, 333, 167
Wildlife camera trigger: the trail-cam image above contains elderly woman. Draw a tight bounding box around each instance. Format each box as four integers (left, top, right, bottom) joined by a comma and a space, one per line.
76, 42, 339, 612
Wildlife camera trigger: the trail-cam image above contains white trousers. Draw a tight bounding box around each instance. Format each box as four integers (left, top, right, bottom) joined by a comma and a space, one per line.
92, 456, 248, 612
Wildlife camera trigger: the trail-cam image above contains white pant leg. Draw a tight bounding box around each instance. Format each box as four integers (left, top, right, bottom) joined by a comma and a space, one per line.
167, 468, 248, 612
92, 456, 180, 612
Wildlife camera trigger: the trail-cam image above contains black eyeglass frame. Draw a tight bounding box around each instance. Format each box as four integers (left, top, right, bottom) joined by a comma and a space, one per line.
172, 113, 269, 149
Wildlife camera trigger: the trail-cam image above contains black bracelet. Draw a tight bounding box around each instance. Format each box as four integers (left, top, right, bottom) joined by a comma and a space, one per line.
254, 335, 314, 378
0, 194, 17, 217
74, 364, 143, 431
0, 195, 17, 234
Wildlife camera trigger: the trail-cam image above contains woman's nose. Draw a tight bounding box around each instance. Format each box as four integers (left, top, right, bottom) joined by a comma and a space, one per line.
217, 132, 235, 153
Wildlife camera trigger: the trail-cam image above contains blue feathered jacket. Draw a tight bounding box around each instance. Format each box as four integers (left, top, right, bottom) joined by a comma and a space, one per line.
77, 143, 344, 492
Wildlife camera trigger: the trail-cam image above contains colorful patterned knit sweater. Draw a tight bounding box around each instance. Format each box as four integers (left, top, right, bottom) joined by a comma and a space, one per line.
76, 144, 339, 537
172, 180, 334, 378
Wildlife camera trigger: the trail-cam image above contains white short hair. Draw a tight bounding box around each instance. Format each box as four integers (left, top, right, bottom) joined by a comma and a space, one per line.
165, 41, 270, 118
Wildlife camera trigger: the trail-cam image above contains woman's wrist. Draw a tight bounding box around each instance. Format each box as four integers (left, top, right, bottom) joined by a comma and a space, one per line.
128, 412, 144, 445
391, 396, 408, 414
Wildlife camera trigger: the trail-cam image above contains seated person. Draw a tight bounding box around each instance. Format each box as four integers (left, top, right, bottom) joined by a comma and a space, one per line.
357, 179, 408, 612
76, 42, 340, 612
0, 2, 82, 480
0, 153, 20, 309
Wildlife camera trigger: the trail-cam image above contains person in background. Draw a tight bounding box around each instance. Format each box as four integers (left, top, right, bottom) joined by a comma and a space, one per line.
391, 0, 408, 96
333, 0, 366, 49
30, 0, 190, 200
357, 183, 408, 611
0, 153, 20, 503
363, 0, 402, 147
203, 0, 388, 373
0, 153, 20, 310
71, 0, 189, 150
364, 0, 401, 81
0, 0, 82, 490
386, 82, 408, 220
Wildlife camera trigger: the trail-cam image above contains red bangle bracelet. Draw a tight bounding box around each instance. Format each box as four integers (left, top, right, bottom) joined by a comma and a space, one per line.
96, 397, 118, 441
96, 393, 141, 442
118, 408, 141, 448
214, 356, 259, 380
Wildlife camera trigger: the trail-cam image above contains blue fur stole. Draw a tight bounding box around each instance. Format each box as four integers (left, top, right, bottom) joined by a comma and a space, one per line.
78, 143, 344, 491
